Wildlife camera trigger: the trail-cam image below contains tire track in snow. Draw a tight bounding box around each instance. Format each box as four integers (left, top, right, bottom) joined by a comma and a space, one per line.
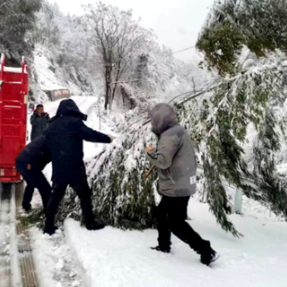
30, 227, 86, 287
0, 183, 12, 287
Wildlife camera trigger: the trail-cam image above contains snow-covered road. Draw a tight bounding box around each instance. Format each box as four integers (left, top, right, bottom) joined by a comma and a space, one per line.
43, 96, 98, 118
64, 202, 287, 287
31, 198, 287, 287
0, 186, 12, 287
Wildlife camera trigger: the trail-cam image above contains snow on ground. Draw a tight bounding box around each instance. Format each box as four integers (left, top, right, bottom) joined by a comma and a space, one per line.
31, 198, 287, 287
31, 227, 85, 287
43, 96, 96, 117
0, 192, 11, 286
62, 201, 287, 287
242, 196, 286, 223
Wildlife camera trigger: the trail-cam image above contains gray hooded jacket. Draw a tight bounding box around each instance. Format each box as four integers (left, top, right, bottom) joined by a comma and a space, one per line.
147, 103, 197, 197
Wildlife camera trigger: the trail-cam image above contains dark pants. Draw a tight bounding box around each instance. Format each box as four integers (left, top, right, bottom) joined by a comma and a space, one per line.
157, 196, 211, 254
16, 161, 51, 212
45, 180, 95, 227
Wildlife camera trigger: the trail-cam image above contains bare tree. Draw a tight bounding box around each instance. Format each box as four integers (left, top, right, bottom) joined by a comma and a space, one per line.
83, 2, 152, 109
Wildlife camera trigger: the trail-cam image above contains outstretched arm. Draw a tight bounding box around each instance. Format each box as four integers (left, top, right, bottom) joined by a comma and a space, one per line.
77, 121, 112, 143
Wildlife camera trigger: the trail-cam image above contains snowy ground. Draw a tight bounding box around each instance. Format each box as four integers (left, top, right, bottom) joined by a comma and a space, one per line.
0, 188, 11, 287
31, 199, 287, 287
31, 227, 85, 287
64, 202, 287, 287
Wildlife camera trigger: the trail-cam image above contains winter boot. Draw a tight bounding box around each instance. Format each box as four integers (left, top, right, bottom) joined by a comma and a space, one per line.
44, 225, 58, 236
22, 202, 32, 212
151, 245, 171, 253
200, 249, 219, 266
86, 221, 105, 231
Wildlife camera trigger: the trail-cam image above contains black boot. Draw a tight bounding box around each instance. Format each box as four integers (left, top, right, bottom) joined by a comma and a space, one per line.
201, 249, 219, 266
151, 245, 171, 253
22, 202, 32, 212
86, 221, 105, 231
44, 225, 58, 236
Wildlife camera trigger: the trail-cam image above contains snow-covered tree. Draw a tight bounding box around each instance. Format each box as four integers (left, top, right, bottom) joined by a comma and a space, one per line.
197, 0, 287, 75
30, 1, 102, 95
82, 2, 153, 109
0, 0, 42, 62
190, 0, 287, 236
31, 2, 61, 46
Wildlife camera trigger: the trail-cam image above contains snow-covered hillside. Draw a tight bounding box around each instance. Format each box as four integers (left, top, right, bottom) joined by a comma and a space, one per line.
31, 45, 99, 104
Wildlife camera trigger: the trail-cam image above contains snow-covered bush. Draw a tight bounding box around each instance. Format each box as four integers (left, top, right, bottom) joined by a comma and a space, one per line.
87, 129, 158, 230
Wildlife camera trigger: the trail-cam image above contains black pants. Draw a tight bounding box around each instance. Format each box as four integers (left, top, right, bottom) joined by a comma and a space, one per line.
157, 196, 211, 254
45, 180, 95, 227
16, 161, 51, 212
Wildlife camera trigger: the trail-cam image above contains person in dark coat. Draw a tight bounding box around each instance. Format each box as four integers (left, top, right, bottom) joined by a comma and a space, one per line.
43, 99, 113, 235
30, 104, 50, 141
16, 136, 52, 212
146, 103, 218, 266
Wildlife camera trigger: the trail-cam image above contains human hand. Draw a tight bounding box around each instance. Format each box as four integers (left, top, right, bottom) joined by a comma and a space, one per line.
146, 146, 155, 153
110, 136, 114, 142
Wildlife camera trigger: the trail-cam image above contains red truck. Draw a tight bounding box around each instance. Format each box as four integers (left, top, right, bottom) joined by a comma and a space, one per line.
0, 54, 28, 182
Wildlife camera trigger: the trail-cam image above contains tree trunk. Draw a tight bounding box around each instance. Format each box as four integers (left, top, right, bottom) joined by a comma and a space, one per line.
110, 66, 121, 109
110, 82, 118, 109
104, 66, 112, 110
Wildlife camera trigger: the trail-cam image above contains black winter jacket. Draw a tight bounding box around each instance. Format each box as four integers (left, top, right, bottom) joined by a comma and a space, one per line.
30, 112, 50, 141
43, 99, 111, 184
16, 135, 51, 170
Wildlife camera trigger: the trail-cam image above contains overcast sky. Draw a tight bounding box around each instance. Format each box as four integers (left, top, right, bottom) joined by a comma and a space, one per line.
47, 0, 214, 61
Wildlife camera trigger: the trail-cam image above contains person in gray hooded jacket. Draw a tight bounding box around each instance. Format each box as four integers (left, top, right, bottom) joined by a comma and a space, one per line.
146, 103, 218, 266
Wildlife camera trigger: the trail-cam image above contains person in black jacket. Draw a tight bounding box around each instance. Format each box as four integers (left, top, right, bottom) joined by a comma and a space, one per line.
43, 99, 113, 235
16, 136, 52, 212
30, 104, 50, 141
